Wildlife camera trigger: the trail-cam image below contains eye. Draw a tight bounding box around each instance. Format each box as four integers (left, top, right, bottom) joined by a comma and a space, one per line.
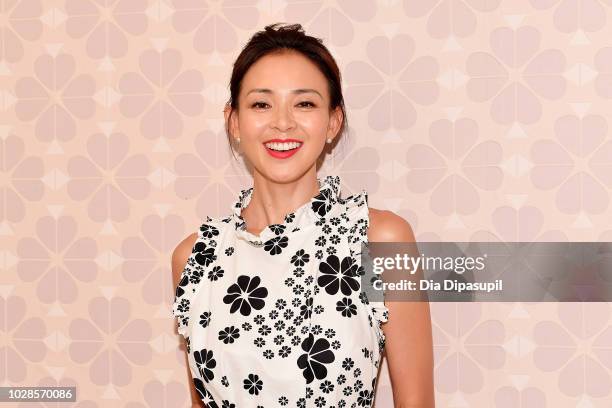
252, 102, 269, 109
298, 101, 315, 108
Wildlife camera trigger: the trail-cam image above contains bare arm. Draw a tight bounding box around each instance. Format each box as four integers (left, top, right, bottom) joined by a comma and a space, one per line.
368, 209, 435, 408
172, 232, 203, 408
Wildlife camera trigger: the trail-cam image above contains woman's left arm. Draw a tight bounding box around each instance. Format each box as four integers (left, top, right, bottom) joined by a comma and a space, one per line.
368, 209, 435, 408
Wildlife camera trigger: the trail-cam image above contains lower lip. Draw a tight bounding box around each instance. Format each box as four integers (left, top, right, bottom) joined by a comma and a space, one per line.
265, 144, 303, 159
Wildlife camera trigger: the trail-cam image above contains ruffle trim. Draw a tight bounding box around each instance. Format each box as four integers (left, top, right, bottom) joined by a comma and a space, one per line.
345, 189, 389, 351
171, 222, 214, 338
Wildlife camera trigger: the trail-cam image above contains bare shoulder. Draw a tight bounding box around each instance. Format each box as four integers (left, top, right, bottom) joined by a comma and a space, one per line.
368, 207, 416, 243
171, 232, 198, 287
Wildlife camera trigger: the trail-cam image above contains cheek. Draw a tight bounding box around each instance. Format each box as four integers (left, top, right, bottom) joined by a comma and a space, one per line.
239, 113, 268, 130
297, 114, 328, 132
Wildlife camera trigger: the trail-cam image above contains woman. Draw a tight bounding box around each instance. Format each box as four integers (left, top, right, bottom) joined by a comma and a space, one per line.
172, 23, 434, 408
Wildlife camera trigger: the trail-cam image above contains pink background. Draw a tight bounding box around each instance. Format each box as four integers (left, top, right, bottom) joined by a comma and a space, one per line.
3, 0, 612, 406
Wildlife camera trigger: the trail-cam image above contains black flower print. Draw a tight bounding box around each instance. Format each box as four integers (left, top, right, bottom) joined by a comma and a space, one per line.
315, 249, 324, 260
317, 255, 361, 296
315, 236, 327, 247
291, 249, 310, 266
223, 275, 268, 316
173, 175, 387, 407
193, 348, 216, 382
268, 224, 286, 235
254, 314, 265, 325
200, 224, 220, 239
194, 240, 216, 267
263, 235, 289, 255
258, 325, 271, 336
300, 297, 313, 319
342, 357, 354, 371
218, 326, 240, 344
311, 188, 335, 216
329, 234, 341, 245
311, 324, 323, 335
199, 311, 211, 328
357, 389, 374, 406
188, 265, 204, 284
193, 378, 218, 408
175, 274, 189, 298
208, 265, 224, 281
243, 373, 263, 395
185, 336, 191, 354
279, 345, 291, 357
254, 337, 265, 347
336, 297, 357, 317
320, 380, 334, 393
297, 333, 335, 383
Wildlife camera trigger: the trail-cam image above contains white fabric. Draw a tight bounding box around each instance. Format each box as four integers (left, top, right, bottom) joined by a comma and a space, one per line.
172, 174, 389, 408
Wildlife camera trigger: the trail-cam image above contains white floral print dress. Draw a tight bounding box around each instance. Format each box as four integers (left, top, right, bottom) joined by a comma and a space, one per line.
172, 174, 389, 408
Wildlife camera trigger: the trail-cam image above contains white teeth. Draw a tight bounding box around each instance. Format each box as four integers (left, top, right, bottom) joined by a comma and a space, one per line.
264, 141, 302, 151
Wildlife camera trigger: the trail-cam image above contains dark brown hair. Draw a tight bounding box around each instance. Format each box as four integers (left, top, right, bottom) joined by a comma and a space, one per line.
224, 22, 348, 160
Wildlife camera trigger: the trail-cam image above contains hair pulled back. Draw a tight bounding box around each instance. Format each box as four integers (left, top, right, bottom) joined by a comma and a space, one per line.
224, 23, 348, 160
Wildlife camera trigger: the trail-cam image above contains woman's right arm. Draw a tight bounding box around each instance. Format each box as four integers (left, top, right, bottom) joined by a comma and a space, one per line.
171, 232, 203, 407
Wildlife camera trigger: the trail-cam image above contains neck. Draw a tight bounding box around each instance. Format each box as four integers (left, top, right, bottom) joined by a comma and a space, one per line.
241, 167, 320, 235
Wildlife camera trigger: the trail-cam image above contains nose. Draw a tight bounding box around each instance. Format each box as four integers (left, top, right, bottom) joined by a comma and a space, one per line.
271, 105, 296, 131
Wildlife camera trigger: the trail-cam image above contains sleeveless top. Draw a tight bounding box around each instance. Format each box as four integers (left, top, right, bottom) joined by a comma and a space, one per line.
172, 174, 389, 408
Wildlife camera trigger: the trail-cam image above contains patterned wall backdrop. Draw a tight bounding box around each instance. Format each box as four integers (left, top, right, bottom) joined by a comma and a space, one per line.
2, 0, 612, 406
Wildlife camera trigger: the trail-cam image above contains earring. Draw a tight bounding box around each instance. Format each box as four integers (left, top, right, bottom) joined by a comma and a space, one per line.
236, 137, 241, 144
326, 138, 332, 144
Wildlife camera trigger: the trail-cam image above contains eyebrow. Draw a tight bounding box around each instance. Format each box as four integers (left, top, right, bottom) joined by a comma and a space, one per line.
246, 88, 323, 99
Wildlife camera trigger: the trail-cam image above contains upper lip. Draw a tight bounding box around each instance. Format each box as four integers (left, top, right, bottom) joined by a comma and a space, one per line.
263, 138, 303, 144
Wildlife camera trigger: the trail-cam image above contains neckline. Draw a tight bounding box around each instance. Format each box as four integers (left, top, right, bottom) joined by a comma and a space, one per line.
231, 174, 342, 246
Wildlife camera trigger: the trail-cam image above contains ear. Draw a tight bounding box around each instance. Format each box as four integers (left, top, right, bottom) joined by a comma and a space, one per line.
224, 104, 239, 139
327, 106, 343, 142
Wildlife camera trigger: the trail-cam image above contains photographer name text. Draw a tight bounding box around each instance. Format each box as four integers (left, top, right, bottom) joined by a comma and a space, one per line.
373, 279, 503, 293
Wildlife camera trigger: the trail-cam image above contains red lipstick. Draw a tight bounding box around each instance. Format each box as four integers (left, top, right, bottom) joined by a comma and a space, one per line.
263, 139, 303, 159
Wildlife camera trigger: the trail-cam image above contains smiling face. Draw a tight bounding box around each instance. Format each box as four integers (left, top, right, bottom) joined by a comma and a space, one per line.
225, 50, 343, 182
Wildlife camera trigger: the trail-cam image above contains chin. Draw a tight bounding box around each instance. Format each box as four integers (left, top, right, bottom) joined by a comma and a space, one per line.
259, 167, 312, 184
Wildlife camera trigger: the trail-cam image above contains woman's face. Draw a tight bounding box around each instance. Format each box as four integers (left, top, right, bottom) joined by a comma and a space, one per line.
226, 51, 342, 182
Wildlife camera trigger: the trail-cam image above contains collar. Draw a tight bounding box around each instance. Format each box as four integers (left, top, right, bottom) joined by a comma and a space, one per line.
231, 174, 342, 246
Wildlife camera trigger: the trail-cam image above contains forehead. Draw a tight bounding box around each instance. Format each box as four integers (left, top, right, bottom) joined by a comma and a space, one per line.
241, 51, 328, 95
